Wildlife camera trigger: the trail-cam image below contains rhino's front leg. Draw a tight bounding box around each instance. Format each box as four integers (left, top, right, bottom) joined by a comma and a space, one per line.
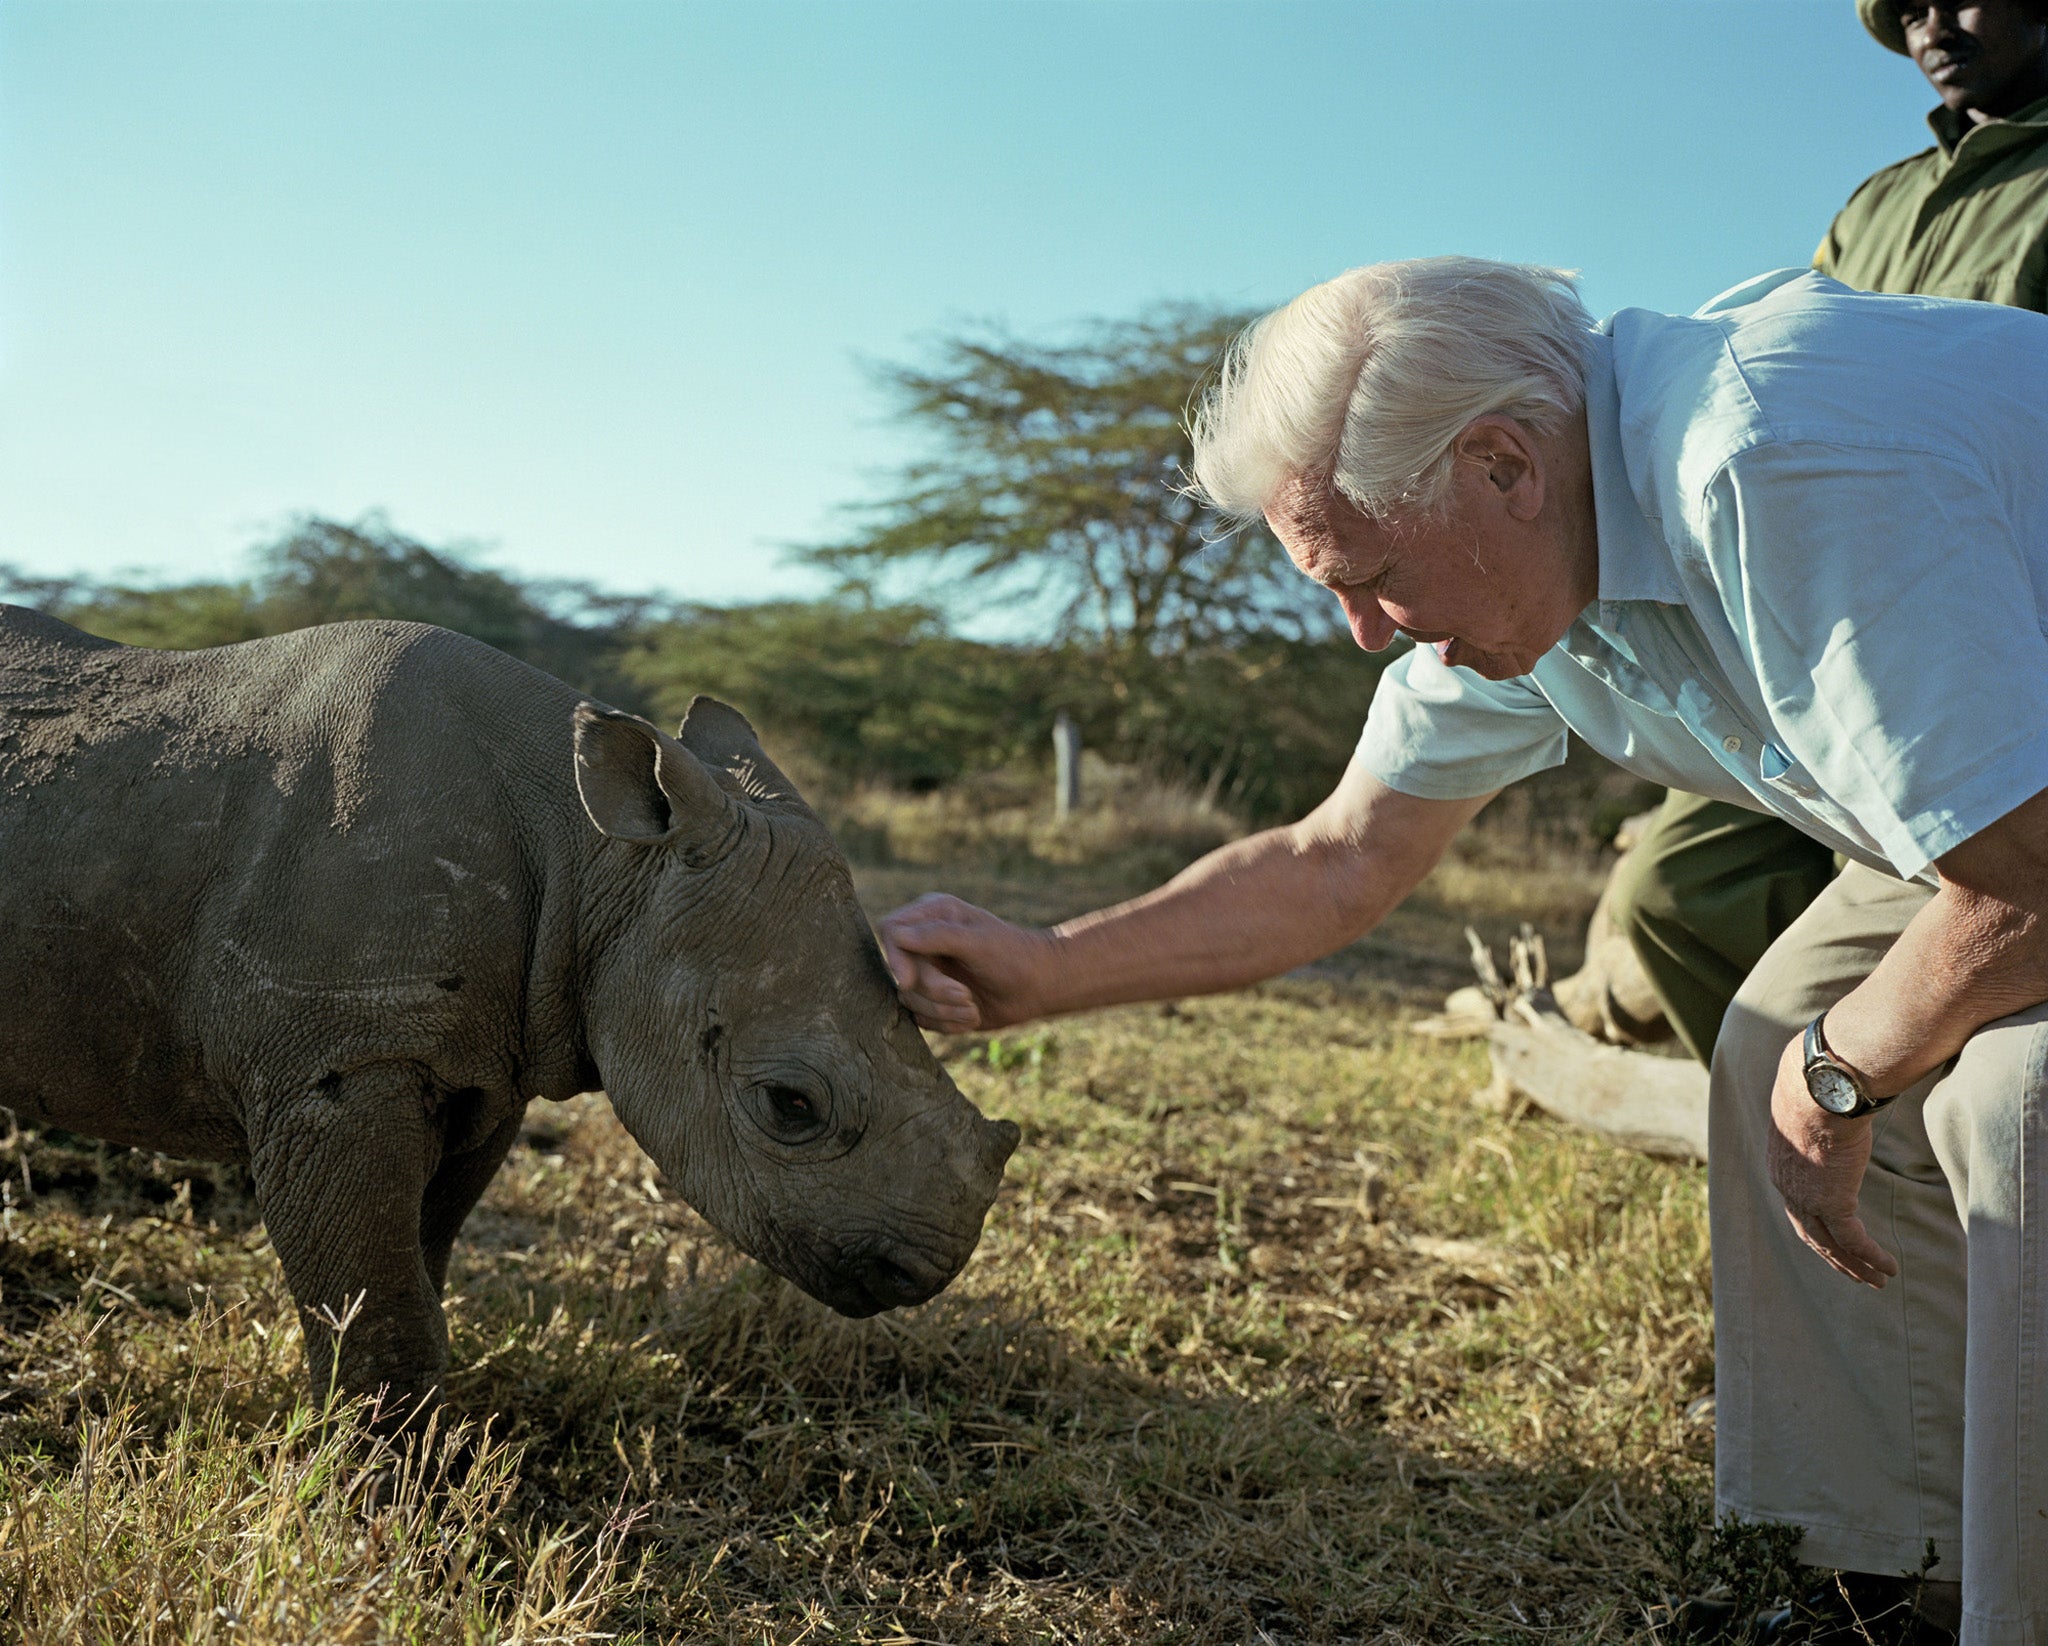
419, 1109, 524, 1295
248, 1063, 447, 1424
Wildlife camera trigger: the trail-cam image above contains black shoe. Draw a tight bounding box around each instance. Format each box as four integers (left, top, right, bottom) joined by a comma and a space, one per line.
1655, 1571, 1959, 1644
1753, 1570, 1959, 1645
1654, 1592, 1740, 1640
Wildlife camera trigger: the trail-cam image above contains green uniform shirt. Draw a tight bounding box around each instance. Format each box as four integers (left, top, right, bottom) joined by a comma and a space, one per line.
1816, 93, 2048, 310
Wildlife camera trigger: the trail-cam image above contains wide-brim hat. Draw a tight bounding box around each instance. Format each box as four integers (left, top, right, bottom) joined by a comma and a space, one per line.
1858, 0, 1909, 55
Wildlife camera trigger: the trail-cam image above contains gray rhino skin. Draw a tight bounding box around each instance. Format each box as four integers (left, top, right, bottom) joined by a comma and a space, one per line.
0, 605, 1018, 1414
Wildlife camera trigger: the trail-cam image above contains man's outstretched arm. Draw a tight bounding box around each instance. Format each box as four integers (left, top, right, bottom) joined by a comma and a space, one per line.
879, 759, 1494, 1032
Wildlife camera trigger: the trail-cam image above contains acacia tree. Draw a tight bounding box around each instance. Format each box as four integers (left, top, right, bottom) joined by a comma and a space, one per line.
805, 307, 1340, 698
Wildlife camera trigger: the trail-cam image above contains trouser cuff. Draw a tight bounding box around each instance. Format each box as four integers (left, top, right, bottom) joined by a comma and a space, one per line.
1716, 1496, 1951, 1581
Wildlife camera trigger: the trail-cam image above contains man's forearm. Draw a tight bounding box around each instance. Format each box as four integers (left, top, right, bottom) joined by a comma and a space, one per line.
1029, 781, 1488, 1017
1824, 881, 2048, 1098
1763, 793, 2048, 1291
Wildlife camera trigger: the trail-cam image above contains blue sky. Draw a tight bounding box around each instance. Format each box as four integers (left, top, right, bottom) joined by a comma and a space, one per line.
1, 1, 1924, 610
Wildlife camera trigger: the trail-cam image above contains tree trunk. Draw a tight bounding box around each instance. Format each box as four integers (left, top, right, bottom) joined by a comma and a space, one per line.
1053, 713, 1081, 820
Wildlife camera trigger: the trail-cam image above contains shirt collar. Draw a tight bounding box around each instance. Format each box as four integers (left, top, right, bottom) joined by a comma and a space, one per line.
1583, 330, 1686, 608
1927, 89, 2048, 157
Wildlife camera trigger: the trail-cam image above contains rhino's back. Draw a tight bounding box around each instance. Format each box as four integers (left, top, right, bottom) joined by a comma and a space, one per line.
0, 610, 587, 1152
0, 606, 567, 798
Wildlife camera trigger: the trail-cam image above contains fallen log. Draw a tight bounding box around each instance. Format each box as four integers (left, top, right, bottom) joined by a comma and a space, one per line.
1481, 998, 1708, 1162
1421, 924, 1709, 1164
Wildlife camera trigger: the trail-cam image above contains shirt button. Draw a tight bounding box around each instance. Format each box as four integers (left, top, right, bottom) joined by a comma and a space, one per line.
1722, 735, 1744, 754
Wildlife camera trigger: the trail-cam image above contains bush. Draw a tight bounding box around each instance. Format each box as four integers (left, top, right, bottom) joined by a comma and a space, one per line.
4, 517, 1649, 840
3, 516, 639, 707
623, 601, 1052, 792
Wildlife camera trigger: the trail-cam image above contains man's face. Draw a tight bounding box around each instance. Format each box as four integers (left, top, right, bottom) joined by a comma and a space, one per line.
1898, 2, 2048, 116
1264, 439, 1593, 683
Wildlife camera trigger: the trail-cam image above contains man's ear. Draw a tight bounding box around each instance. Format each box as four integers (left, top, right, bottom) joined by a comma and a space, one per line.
572, 704, 733, 845
1456, 415, 1545, 519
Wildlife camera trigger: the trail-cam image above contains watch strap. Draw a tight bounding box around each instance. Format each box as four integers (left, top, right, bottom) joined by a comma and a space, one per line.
1803, 1012, 1892, 1117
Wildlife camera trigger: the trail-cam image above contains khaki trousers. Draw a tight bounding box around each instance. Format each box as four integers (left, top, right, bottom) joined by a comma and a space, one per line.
1713, 863, 2048, 1643
1614, 790, 1837, 1065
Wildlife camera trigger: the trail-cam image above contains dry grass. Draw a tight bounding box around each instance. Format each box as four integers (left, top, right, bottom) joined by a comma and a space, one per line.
828, 757, 1241, 885
0, 814, 1748, 1644
0, 1392, 643, 1644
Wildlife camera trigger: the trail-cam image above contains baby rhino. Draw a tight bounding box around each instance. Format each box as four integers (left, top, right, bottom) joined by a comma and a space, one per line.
0, 606, 1018, 1417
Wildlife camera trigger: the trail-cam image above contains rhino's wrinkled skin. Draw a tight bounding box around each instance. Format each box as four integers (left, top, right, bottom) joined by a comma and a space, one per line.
0, 606, 1018, 1413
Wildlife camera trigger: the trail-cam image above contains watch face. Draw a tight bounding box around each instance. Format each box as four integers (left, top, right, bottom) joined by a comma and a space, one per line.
1808, 1063, 1864, 1115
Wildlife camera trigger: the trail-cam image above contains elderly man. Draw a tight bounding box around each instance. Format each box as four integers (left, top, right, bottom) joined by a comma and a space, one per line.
881, 258, 2048, 1640
1599, 0, 2048, 1072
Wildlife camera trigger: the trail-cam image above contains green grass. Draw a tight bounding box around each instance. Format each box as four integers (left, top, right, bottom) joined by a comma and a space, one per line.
0, 828, 1746, 1643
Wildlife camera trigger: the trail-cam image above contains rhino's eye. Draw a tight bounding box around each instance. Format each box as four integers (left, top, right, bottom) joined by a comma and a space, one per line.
749, 1082, 831, 1145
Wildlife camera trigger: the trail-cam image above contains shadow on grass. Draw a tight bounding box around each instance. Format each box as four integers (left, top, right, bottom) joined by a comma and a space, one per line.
0, 1126, 262, 1336
1, 964, 1725, 1646
439, 1248, 1719, 1644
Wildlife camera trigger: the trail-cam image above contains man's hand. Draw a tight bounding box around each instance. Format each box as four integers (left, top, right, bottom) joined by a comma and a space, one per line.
879, 894, 1060, 1033
879, 774, 1487, 1036
1767, 1032, 1899, 1288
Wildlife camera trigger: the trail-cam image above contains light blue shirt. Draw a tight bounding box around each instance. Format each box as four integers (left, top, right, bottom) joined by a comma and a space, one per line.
1355, 269, 2048, 882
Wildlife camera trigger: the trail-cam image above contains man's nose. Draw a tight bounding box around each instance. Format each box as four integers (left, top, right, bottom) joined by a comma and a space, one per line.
1337, 587, 1400, 651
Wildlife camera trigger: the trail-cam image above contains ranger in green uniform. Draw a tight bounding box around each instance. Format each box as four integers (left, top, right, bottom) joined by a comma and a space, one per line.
1825, 0, 2048, 303
1606, 0, 2048, 1070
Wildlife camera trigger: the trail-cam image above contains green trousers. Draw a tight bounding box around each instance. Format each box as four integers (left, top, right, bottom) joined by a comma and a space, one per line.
1608, 790, 1837, 1066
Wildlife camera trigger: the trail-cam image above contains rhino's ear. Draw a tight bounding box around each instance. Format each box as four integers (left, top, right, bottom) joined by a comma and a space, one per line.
572, 704, 733, 845
676, 695, 814, 815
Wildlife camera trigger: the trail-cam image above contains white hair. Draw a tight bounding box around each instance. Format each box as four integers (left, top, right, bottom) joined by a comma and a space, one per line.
1190, 256, 1594, 522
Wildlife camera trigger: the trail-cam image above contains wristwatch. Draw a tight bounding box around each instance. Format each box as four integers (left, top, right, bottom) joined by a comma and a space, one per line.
1802, 1013, 1892, 1118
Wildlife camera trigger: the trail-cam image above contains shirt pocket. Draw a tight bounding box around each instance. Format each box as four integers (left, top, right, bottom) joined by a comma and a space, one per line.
1760, 741, 1821, 799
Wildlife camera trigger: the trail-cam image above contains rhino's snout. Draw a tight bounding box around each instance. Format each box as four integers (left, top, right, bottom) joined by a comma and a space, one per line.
816, 1239, 952, 1318
852, 1249, 942, 1311
816, 1121, 1017, 1319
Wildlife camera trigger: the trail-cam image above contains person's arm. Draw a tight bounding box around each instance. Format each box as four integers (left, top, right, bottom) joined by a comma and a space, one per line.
880, 759, 1493, 1033
1770, 782, 2048, 1288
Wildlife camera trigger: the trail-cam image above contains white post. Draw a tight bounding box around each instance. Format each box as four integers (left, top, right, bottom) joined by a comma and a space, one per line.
1053, 712, 1081, 820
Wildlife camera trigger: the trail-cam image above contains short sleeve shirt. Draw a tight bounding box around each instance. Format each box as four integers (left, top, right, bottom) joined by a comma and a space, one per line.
1354, 269, 2048, 882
